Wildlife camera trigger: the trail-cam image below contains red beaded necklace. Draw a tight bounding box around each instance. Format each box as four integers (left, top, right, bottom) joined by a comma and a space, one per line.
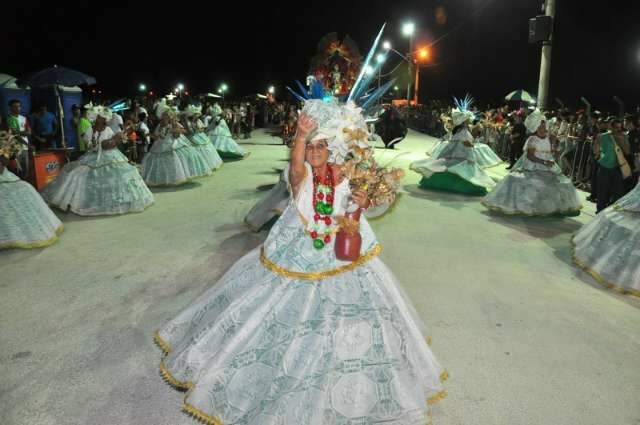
310, 165, 335, 249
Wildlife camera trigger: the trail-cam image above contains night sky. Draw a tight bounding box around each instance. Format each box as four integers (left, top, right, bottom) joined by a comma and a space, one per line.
3, 0, 639, 110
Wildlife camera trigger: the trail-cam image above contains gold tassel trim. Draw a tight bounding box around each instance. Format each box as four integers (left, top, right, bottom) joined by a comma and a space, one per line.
571, 238, 640, 298
0, 224, 64, 250
440, 370, 450, 383
183, 403, 224, 425
427, 389, 448, 405
259, 244, 381, 280
159, 360, 193, 390
426, 336, 432, 346
153, 330, 173, 354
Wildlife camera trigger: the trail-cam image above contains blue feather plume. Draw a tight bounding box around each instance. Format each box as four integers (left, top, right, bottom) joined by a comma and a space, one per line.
348, 23, 386, 103
361, 79, 396, 111
286, 86, 306, 102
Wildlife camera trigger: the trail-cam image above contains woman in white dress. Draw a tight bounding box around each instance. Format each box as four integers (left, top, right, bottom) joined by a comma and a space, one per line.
41, 105, 154, 216
142, 101, 212, 186
572, 180, 640, 296
0, 133, 63, 249
482, 109, 582, 216
182, 105, 223, 171
410, 100, 496, 196
207, 103, 249, 159
154, 99, 447, 425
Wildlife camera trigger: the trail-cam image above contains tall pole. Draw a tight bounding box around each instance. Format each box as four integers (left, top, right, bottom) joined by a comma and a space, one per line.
407, 33, 414, 104
537, 0, 556, 111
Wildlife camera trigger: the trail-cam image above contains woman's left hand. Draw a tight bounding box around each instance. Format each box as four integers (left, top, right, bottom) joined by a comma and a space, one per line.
352, 189, 370, 209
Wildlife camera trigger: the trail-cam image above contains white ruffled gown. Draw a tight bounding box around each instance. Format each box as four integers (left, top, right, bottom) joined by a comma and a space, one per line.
41, 127, 154, 216
142, 125, 212, 186
155, 162, 447, 425
244, 168, 290, 231
471, 135, 503, 168
1, 167, 64, 249
207, 117, 248, 159
572, 181, 640, 296
482, 135, 582, 216
187, 120, 223, 171
410, 129, 496, 195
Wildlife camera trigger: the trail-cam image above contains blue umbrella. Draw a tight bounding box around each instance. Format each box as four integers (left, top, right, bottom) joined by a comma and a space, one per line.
24, 65, 96, 87
21, 66, 97, 150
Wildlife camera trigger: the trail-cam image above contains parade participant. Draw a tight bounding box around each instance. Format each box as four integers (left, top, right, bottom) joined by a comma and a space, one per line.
154, 99, 446, 425
141, 99, 212, 186
470, 123, 503, 168
182, 104, 222, 171
482, 109, 582, 216
207, 103, 249, 159
41, 105, 154, 216
573, 180, 640, 297
410, 95, 496, 195
0, 131, 63, 249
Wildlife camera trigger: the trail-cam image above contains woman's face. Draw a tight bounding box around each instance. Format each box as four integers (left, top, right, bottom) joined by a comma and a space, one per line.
536, 121, 547, 138
305, 139, 330, 168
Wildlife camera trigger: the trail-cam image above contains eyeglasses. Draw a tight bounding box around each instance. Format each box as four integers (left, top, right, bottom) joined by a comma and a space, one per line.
306, 143, 328, 151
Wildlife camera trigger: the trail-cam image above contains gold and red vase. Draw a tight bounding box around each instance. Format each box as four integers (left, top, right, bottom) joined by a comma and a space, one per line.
334, 208, 362, 262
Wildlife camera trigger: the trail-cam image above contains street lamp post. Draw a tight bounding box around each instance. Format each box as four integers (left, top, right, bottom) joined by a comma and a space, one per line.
414, 48, 430, 105
402, 22, 415, 104
218, 83, 228, 102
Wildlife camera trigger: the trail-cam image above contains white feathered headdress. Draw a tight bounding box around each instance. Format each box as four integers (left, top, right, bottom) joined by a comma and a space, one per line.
301, 99, 370, 164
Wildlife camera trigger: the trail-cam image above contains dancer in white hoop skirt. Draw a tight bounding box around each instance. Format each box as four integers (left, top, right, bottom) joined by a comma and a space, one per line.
41, 105, 154, 216
142, 101, 212, 186
154, 99, 447, 425
572, 180, 640, 296
0, 133, 63, 249
482, 109, 582, 216
207, 103, 249, 159
182, 105, 223, 171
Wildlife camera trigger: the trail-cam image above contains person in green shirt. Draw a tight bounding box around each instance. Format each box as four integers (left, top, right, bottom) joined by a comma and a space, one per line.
76, 106, 92, 155
594, 118, 630, 212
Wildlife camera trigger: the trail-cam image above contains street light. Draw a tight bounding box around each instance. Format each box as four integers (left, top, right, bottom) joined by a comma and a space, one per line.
218, 83, 228, 101
268, 85, 275, 94
402, 22, 415, 36
414, 47, 432, 105
175, 83, 185, 99
138, 83, 147, 92
383, 41, 391, 50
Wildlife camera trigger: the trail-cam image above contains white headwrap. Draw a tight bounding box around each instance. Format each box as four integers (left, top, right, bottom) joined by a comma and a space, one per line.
302, 99, 370, 164
155, 99, 174, 119
451, 108, 474, 127
525, 109, 545, 134
86, 104, 113, 122
183, 104, 202, 118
